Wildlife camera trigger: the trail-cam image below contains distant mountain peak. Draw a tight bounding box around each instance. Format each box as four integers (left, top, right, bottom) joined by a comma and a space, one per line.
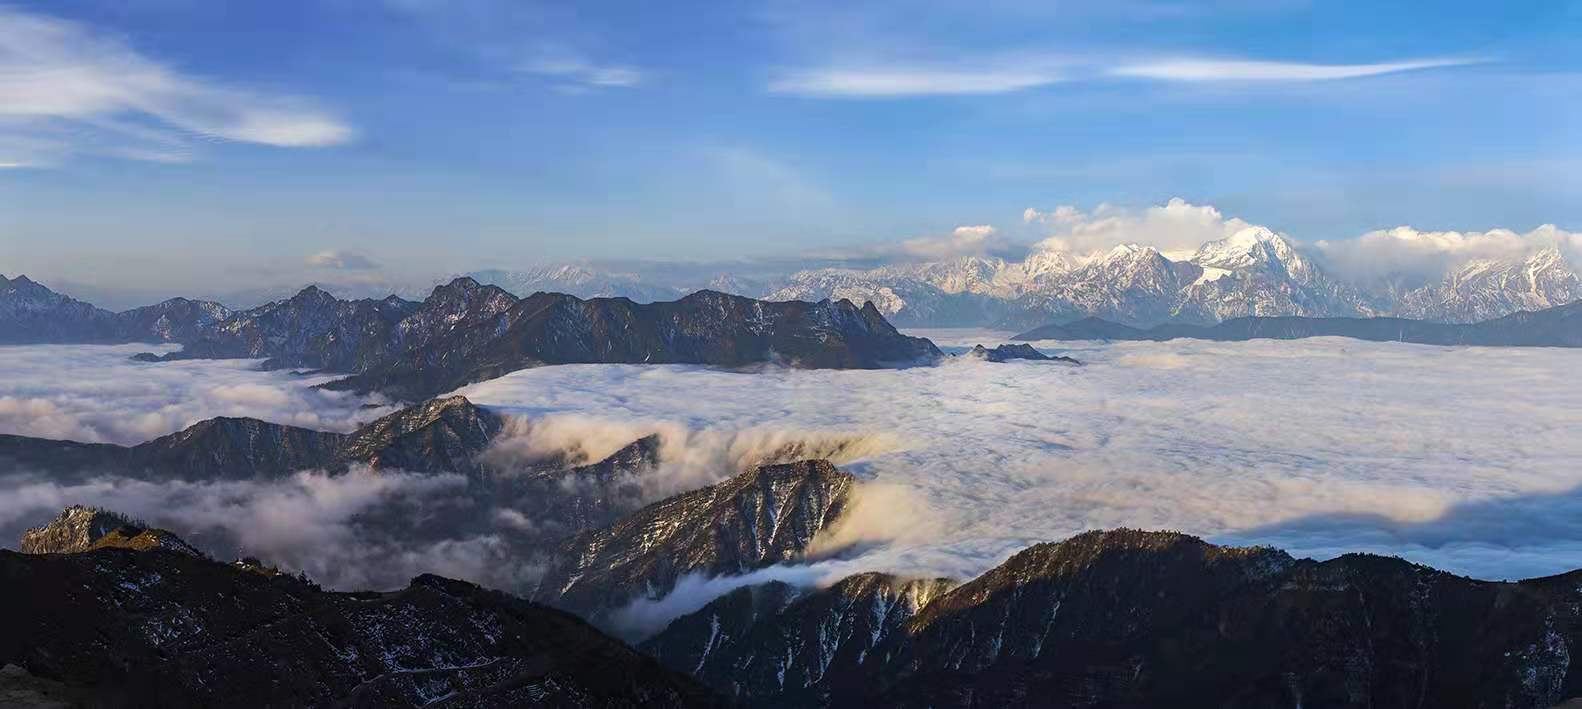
1103, 242, 1152, 259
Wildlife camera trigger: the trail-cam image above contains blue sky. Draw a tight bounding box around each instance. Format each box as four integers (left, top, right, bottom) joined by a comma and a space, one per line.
0, 0, 1578, 301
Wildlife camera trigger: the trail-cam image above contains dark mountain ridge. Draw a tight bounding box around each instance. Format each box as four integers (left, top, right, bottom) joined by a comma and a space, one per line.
0, 396, 501, 481
324, 288, 943, 400
644, 528, 1582, 708
0, 526, 721, 707
1015, 300, 1582, 347
963, 343, 1081, 364
0, 274, 231, 344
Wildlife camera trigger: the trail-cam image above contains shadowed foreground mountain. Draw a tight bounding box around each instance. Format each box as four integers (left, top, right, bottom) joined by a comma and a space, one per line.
644, 529, 1582, 708
0, 535, 721, 707
1015, 300, 1582, 347
10, 509, 1582, 707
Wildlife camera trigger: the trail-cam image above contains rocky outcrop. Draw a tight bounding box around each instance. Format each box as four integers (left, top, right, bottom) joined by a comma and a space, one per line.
19, 505, 201, 557
963, 343, 1080, 364
334, 395, 505, 475
536, 460, 856, 620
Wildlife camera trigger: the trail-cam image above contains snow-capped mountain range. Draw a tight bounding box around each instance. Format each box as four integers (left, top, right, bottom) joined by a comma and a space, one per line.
449, 229, 1578, 329
761, 228, 1580, 328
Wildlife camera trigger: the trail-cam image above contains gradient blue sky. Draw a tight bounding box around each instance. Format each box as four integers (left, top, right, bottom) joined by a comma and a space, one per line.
1, 0, 1578, 300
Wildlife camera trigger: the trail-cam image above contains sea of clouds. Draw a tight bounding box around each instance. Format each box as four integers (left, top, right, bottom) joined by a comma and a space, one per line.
458, 331, 1582, 584
1, 336, 1579, 613
0, 344, 394, 444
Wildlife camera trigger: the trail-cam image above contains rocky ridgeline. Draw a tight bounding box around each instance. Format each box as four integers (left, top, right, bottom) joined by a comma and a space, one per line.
640, 529, 1582, 707
535, 459, 857, 622
1, 518, 720, 707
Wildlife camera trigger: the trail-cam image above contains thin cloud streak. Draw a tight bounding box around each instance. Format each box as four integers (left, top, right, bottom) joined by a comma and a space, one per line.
521, 57, 642, 89
769, 67, 1064, 97
1112, 57, 1483, 81
770, 55, 1485, 97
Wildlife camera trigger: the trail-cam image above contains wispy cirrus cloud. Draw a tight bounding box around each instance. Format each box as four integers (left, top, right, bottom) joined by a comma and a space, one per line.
0, 7, 353, 167
769, 65, 1064, 97
768, 55, 1483, 98
520, 55, 642, 90
1112, 57, 1483, 81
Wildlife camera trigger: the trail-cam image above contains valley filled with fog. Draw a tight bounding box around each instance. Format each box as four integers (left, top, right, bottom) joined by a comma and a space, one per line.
4, 335, 1578, 597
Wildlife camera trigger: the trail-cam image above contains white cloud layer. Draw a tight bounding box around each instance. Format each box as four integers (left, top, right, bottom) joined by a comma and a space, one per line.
461, 337, 1582, 583
1023, 197, 1259, 257
0, 344, 391, 444
482, 412, 901, 501
894, 225, 1019, 261
1315, 224, 1582, 283
1112, 57, 1480, 82
0, 7, 352, 166
0, 467, 538, 591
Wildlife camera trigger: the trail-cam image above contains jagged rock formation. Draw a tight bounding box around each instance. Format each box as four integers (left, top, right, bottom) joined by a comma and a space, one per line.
135, 277, 518, 370
0, 542, 721, 707
334, 395, 505, 474
535, 460, 855, 620
19, 506, 200, 557
963, 343, 1079, 364
143, 285, 423, 369
493, 434, 665, 538
642, 573, 955, 706
325, 290, 942, 400
1014, 299, 1582, 348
